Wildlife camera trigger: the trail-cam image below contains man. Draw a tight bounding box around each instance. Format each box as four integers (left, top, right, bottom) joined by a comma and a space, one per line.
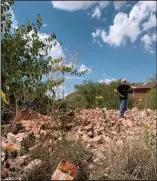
114, 78, 136, 118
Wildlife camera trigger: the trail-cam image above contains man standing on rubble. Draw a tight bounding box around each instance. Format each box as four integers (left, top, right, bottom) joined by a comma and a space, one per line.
114, 78, 137, 118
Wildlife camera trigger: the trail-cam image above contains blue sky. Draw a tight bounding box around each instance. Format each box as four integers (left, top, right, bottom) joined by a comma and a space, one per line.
12, 1, 156, 95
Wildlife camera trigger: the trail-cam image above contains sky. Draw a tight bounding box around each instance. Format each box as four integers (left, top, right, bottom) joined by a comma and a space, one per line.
12, 1, 156, 95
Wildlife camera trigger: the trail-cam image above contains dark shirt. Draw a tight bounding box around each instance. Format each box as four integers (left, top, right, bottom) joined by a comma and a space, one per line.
117, 84, 131, 100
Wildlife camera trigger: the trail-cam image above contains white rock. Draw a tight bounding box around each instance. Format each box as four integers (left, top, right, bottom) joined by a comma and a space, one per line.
24, 159, 42, 173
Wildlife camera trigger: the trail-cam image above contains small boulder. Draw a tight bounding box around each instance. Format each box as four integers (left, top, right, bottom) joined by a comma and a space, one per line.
1, 168, 8, 178
24, 159, 42, 173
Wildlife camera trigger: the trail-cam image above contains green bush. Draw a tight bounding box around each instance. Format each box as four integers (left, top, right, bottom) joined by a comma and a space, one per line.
66, 80, 133, 110
65, 93, 85, 110
147, 88, 156, 110
136, 101, 146, 110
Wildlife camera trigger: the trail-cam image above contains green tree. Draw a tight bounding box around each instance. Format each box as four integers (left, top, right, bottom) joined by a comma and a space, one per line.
147, 88, 156, 110
68, 79, 133, 110
1, 0, 86, 119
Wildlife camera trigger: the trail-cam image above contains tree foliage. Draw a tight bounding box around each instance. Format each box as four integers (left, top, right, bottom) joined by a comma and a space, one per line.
147, 88, 156, 110
1, 0, 85, 119
66, 80, 133, 110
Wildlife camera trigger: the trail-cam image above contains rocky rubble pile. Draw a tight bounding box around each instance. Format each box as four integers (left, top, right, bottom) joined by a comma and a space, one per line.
71, 108, 156, 149
1, 107, 156, 180
17, 110, 57, 135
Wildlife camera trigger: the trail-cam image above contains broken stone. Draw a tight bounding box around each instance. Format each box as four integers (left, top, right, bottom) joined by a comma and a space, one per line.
7, 133, 16, 144
1, 168, 8, 178
99, 146, 106, 152
5, 144, 20, 158
104, 167, 111, 174
123, 119, 133, 128
2, 151, 6, 163
87, 131, 94, 138
103, 173, 108, 179
88, 164, 94, 170
84, 125, 93, 132
109, 131, 117, 135
28, 144, 40, 152
39, 129, 47, 135
51, 160, 80, 180
24, 159, 42, 173
82, 134, 90, 143
16, 137, 24, 148
16, 155, 30, 167
101, 135, 110, 144
116, 140, 123, 147
89, 173, 93, 179
58, 137, 63, 141
9, 160, 17, 172
95, 150, 104, 159
93, 157, 100, 163
91, 135, 102, 144
77, 130, 85, 136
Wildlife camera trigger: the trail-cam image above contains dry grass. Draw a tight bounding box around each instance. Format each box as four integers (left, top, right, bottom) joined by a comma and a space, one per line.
89, 129, 156, 180
22, 132, 93, 180
21, 128, 156, 180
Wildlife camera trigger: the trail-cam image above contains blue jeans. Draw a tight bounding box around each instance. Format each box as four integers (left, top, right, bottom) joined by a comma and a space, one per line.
120, 99, 128, 116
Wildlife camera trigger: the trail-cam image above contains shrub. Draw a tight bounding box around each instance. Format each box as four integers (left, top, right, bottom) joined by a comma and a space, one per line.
147, 88, 156, 110
136, 101, 146, 110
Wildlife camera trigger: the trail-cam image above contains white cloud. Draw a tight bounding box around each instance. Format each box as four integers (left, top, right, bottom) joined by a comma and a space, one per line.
99, 78, 117, 84
92, 1, 157, 51
46, 83, 74, 99
46, 85, 64, 99
91, 5, 101, 19
51, 1, 97, 11
90, 1, 110, 20
37, 32, 65, 60
91, 28, 101, 42
2, 7, 18, 31
113, 1, 127, 10
1, 1, 18, 31
43, 23, 47, 27
141, 33, 156, 54
78, 64, 92, 73
11, 10, 18, 29
142, 13, 156, 31
99, 1, 110, 9
91, 29, 103, 47
24, 30, 65, 60
100, 12, 142, 47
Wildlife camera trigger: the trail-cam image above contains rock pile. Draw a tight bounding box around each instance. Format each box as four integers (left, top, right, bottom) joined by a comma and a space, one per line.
1, 107, 156, 180
72, 108, 156, 149
16, 110, 57, 135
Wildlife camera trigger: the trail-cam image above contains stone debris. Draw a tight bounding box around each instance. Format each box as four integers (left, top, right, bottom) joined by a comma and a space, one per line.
16, 110, 57, 135
51, 160, 79, 180
2, 151, 6, 164
1, 107, 156, 180
1, 132, 34, 160
71, 108, 156, 150
1, 168, 8, 178
24, 159, 42, 173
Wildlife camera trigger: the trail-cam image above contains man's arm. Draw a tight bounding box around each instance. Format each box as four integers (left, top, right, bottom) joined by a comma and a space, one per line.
129, 83, 137, 90
114, 89, 125, 98
130, 85, 137, 89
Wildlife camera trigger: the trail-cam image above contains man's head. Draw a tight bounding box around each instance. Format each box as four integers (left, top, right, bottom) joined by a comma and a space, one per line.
121, 78, 126, 85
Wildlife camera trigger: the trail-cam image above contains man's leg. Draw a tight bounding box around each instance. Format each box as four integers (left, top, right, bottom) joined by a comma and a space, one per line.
123, 99, 128, 116
119, 100, 125, 117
